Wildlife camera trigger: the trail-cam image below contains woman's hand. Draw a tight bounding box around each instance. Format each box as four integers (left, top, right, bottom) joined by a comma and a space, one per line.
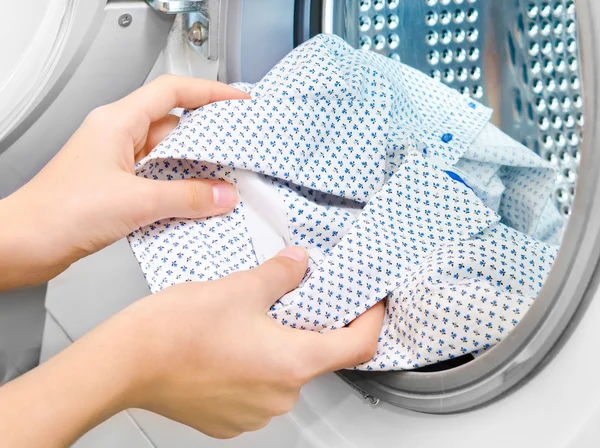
0, 75, 249, 289
0, 246, 385, 446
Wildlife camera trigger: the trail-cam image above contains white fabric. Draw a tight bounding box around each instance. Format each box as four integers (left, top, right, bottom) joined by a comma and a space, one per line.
128, 35, 562, 370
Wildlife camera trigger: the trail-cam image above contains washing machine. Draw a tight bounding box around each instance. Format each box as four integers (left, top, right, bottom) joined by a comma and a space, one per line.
1, 0, 600, 446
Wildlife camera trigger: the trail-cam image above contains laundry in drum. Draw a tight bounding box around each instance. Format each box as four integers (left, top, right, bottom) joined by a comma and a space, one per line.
128, 34, 567, 371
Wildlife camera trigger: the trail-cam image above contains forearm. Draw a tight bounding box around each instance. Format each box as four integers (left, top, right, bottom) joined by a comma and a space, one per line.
0, 316, 140, 447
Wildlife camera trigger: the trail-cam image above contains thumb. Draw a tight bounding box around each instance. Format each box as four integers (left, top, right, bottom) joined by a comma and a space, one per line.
138, 178, 239, 223
236, 246, 309, 311
297, 300, 386, 377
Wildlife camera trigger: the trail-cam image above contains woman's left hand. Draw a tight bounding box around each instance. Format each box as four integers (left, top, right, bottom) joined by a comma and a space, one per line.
0, 75, 249, 289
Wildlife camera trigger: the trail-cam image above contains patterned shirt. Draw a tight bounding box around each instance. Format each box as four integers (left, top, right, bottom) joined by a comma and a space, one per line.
128, 34, 564, 370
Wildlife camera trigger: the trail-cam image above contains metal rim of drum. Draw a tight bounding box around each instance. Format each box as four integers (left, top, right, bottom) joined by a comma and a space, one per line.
310, 0, 600, 414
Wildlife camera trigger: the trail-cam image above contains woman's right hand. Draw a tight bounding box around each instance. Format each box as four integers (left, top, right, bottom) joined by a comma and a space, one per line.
118, 245, 384, 438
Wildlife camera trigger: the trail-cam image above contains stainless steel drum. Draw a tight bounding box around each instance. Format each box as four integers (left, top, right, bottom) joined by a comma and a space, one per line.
318, 0, 582, 216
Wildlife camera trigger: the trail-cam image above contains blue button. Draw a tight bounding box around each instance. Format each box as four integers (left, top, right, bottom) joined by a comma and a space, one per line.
468, 102, 477, 109
441, 133, 453, 143
443, 170, 474, 192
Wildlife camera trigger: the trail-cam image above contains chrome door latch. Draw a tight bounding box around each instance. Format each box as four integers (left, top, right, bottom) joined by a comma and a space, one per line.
145, 0, 204, 13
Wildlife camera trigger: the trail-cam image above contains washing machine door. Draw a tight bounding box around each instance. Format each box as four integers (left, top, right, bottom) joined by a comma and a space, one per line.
0, 0, 174, 195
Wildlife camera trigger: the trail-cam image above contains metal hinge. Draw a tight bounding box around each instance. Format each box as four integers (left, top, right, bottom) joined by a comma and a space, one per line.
146, 0, 218, 61
145, 0, 204, 13
362, 393, 380, 406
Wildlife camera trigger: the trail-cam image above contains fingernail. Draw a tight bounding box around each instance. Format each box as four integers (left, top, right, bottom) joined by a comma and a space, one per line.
277, 246, 308, 262
212, 183, 238, 208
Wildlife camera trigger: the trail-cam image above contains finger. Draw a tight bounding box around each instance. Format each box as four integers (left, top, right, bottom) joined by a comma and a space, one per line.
135, 114, 180, 162
239, 246, 309, 310
348, 299, 386, 332
297, 300, 385, 377
116, 75, 251, 127
138, 177, 239, 223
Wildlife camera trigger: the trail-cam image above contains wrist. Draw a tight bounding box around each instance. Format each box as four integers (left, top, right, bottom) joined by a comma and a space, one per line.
69, 320, 142, 415
0, 195, 49, 289
0, 192, 79, 289
100, 300, 171, 411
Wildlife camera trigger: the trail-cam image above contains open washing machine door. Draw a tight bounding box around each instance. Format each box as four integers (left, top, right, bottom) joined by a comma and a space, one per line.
8, 0, 600, 446
0, 0, 175, 196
